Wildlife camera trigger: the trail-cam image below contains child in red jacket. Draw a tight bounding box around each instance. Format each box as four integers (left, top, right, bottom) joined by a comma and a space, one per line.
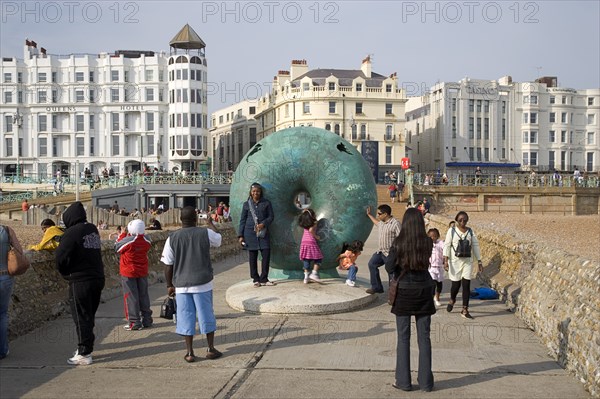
115, 219, 152, 330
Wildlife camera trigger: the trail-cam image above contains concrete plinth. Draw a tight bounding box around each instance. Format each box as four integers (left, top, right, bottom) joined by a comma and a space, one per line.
225, 278, 378, 314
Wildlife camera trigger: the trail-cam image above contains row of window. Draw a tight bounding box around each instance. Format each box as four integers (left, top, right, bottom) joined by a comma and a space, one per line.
523, 95, 596, 106
169, 113, 207, 129
299, 82, 395, 93
523, 151, 595, 170
169, 88, 205, 104
2, 70, 165, 84
3, 87, 165, 104
3, 134, 156, 158
524, 130, 595, 145
214, 107, 257, 126
168, 69, 206, 82
3, 112, 165, 133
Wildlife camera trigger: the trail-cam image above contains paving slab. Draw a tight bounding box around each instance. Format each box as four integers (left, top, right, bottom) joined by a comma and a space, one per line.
0, 226, 592, 399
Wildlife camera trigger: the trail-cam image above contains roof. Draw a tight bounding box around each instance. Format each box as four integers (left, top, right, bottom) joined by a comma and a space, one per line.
169, 24, 206, 49
292, 68, 388, 88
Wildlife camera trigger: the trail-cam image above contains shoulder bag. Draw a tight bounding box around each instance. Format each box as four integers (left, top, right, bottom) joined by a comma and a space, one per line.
2, 225, 30, 276
247, 200, 267, 239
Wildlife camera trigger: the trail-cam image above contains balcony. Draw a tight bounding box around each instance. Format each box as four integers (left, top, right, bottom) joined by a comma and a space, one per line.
384, 134, 396, 142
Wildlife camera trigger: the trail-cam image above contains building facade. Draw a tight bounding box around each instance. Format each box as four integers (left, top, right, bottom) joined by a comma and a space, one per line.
210, 100, 258, 172
405, 76, 599, 173
0, 24, 209, 180
252, 57, 407, 178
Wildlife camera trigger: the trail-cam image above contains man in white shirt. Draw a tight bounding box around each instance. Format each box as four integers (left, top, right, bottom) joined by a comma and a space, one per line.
160, 207, 222, 363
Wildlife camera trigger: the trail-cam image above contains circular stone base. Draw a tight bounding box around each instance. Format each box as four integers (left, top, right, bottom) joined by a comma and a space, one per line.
225, 278, 378, 314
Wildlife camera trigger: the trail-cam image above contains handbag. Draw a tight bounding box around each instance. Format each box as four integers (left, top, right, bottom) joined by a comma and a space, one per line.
2, 225, 30, 276
247, 199, 267, 238
160, 296, 176, 320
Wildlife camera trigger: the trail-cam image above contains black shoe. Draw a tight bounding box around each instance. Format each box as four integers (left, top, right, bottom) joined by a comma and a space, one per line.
392, 383, 412, 392
446, 302, 454, 312
366, 288, 384, 294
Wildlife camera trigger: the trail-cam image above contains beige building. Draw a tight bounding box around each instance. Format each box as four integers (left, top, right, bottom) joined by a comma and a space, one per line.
210, 100, 258, 172
405, 76, 599, 174
252, 57, 407, 179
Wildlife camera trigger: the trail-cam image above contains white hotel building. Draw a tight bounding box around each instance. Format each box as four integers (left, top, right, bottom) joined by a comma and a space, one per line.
405, 76, 600, 174
0, 24, 210, 179
251, 57, 407, 178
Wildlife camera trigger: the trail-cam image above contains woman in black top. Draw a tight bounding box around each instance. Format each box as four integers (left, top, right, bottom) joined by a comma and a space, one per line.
237, 183, 275, 287
385, 208, 436, 392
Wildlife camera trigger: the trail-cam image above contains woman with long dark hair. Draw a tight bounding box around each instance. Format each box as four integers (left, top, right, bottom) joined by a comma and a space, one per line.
385, 208, 435, 392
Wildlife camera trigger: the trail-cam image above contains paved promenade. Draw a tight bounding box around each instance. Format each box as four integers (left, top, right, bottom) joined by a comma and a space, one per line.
0, 229, 590, 399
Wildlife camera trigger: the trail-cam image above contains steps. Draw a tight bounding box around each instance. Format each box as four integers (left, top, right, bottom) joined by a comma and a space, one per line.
376, 184, 406, 219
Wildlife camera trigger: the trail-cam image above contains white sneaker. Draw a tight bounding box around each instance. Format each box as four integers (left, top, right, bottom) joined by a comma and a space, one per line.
67, 350, 92, 365
434, 298, 442, 307
346, 279, 355, 287
309, 272, 320, 282
303, 274, 309, 284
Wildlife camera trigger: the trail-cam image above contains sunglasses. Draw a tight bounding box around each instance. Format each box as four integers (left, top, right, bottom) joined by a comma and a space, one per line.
377, 212, 384, 216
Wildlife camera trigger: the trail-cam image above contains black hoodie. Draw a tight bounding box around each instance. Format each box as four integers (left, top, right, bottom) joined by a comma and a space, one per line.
55, 202, 105, 282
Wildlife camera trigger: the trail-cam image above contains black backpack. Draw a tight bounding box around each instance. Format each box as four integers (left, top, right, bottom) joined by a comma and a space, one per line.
452, 227, 473, 258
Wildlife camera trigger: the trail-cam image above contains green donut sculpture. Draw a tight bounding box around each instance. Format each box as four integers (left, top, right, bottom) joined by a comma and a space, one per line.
229, 126, 377, 280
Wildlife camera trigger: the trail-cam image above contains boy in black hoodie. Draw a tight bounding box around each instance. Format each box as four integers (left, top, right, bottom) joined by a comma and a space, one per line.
55, 202, 105, 366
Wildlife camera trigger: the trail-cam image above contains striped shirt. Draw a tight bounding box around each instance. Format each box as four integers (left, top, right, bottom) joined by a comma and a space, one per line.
378, 217, 401, 256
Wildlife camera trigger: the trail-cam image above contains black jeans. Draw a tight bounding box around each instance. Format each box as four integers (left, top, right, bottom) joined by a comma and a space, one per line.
249, 249, 271, 283
450, 278, 471, 308
69, 278, 105, 355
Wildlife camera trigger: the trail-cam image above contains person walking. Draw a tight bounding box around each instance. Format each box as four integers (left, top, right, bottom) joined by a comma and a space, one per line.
237, 183, 275, 287
443, 211, 483, 319
0, 225, 25, 359
161, 206, 223, 363
385, 208, 436, 392
365, 204, 401, 294
55, 202, 105, 365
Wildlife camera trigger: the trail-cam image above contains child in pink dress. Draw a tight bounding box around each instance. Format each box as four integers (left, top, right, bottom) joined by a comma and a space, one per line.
298, 209, 322, 283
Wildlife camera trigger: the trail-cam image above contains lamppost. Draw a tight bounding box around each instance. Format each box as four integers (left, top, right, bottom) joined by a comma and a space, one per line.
13, 111, 23, 181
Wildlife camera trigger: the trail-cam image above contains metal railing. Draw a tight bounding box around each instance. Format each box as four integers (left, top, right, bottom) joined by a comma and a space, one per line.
411, 173, 600, 188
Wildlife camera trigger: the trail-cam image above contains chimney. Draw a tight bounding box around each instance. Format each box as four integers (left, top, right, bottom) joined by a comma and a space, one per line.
41, 47, 47, 56
361, 55, 372, 78
290, 59, 308, 81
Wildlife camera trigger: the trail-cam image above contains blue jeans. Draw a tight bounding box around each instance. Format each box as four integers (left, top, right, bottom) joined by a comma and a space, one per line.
395, 314, 433, 391
368, 252, 388, 292
0, 277, 14, 359
347, 265, 358, 282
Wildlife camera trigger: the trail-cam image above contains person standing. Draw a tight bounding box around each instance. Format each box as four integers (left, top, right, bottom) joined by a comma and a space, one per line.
365, 204, 401, 294
443, 211, 482, 319
388, 183, 398, 203
161, 206, 223, 362
0, 225, 25, 359
237, 183, 275, 287
116, 219, 153, 331
297, 208, 322, 284
55, 202, 105, 365
385, 208, 436, 392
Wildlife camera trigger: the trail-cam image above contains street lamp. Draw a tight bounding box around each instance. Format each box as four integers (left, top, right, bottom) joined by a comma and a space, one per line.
13, 111, 23, 180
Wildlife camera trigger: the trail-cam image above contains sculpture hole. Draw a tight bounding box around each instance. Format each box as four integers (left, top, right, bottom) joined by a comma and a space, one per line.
294, 192, 312, 210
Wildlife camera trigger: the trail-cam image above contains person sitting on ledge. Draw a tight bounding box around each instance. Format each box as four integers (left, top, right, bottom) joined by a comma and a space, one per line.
28, 219, 64, 251
147, 218, 162, 231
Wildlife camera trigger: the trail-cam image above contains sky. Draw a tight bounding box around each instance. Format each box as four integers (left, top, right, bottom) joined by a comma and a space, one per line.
1, 0, 599, 116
